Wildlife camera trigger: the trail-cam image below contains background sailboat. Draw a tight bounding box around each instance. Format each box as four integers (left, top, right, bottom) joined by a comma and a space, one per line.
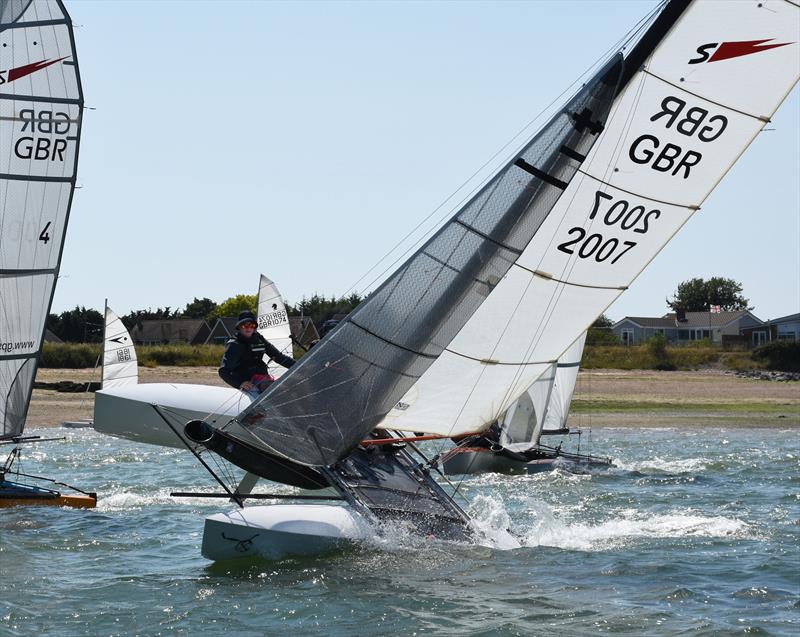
0, 0, 95, 507
440, 332, 610, 475
101, 303, 138, 388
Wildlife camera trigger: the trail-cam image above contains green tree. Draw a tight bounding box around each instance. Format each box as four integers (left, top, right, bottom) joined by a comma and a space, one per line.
290, 293, 363, 330
120, 307, 179, 331
666, 277, 751, 312
46, 306, 104, 342
182, 297, 217, 320
208, 294, 257, 323
586, 313, 620, 345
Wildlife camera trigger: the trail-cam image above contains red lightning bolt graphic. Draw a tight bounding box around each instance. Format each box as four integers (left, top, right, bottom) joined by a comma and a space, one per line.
6, 57, 68, 82
709, 39, 793, 63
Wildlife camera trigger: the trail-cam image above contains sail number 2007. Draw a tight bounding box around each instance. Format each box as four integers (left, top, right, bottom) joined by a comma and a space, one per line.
556, 191, 660, 264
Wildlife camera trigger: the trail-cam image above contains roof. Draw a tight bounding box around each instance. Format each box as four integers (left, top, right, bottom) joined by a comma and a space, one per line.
767, 312, 800, 324
130, 318, 209, 343
290, 316, 320, 346
44, 329, 63, 343
614, 310, 762, 330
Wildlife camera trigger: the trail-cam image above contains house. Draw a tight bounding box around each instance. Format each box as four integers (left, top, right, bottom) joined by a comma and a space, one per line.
130, 319, 211, 345
206, 317, 238, 345
764, 312, 800, 342
611, 310, 765, 346
289, 316, 320, 349
44, 329, 63, 343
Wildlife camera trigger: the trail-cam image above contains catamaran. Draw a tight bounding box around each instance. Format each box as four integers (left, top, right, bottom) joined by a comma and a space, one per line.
0, 0, 96, 507
171, 0, 798, 561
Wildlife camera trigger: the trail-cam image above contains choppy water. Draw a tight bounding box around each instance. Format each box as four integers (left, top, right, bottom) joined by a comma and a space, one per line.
1, 426, 798, 636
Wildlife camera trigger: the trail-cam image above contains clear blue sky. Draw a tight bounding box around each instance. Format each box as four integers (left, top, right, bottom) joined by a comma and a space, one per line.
55, 0, 799, 323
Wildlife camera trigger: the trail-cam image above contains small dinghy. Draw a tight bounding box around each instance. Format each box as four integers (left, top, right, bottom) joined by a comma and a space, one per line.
0, 0, 95, 508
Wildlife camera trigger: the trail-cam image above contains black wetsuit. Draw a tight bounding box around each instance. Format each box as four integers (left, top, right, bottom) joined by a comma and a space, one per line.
218, 331, 295, 389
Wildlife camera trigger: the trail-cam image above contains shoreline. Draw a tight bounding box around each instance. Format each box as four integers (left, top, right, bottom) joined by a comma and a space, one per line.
26, 367, 800, 429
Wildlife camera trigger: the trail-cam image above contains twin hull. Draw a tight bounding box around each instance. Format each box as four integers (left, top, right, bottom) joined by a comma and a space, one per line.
93, 383, 252, 448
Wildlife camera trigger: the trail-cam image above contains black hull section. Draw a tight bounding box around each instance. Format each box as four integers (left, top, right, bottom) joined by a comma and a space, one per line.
186, 421, 473, 541
184, 421, 329, 490
441, 445, 612, 477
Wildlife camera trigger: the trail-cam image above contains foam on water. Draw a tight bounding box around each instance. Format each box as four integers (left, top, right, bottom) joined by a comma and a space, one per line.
518, 504, 750, 551
613, 456, 707, 473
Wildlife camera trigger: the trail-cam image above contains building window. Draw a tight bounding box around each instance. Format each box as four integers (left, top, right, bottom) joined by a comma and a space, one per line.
752, 331, 767, 346
622, 329, 634, 345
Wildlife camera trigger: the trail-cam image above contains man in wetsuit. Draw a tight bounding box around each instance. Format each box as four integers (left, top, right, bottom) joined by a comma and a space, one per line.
219, 310, 295, 392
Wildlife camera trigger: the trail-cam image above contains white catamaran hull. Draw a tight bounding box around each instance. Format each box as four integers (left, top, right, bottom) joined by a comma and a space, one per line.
201, 504, 367, 561
93, 383, 252, 448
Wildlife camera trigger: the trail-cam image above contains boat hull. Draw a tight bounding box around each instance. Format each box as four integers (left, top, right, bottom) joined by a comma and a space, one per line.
93, 383, 251, 448
0, 481, 96, 508
201, 504, 366, 561
441, 446, 611, 476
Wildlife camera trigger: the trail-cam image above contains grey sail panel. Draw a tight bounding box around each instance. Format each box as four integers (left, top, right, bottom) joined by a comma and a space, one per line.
238, 56, 624, 466
0, 0, 83, 439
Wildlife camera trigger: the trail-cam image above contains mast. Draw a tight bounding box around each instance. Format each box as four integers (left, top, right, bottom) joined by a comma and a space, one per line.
381, 0, 799, 438
198, 0, 695, 468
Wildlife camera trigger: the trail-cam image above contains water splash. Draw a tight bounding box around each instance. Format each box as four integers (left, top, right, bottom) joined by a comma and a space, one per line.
518, 504, 750, 551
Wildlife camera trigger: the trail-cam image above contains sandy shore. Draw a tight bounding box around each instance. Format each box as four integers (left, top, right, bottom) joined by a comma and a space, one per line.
27, 367, 800, 429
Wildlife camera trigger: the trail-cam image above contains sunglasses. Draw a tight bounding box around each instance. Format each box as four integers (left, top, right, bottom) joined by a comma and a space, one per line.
240, 322, 257, 329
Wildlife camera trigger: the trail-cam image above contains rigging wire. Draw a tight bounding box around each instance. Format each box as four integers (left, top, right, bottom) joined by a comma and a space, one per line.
341, 0, 662, 303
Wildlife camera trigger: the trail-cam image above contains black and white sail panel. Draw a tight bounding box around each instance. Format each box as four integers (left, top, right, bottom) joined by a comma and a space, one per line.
238, 58, 624, 466
0, 0, 82, 438
382, 0, 799, 437
102, 307, 138, 389
256, 275, 292, 379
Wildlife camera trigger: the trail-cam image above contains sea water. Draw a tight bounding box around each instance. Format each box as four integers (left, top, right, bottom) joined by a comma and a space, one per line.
0, 426, 797, 637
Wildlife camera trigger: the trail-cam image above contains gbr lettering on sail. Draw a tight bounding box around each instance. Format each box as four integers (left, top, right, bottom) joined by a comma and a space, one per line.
627, 95, 727, 178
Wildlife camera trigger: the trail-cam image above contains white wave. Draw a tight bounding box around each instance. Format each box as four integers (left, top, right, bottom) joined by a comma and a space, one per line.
97, 487, 221, 511
614, 456, 707, 473
519, 506, 749, 551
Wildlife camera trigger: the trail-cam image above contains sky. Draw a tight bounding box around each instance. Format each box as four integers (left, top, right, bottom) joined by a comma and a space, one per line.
53, 0, 799, 323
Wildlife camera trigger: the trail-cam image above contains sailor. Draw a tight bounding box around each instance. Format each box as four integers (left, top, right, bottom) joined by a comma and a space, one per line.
219, 310, 295, 393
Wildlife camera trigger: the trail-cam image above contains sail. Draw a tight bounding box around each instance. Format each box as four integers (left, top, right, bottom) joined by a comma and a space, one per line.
102, 307, 138, 389
381, 0, 799, 437
238, 56, 625, 466
497, 331, 584, 450
498, 362, 556, 452
256, 274, 292, 379
0, 0, 83, 439
539, 331, 586, 436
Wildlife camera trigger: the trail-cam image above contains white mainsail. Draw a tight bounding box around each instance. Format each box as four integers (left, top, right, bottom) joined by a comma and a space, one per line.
0, 0, 83, 438
101, 306, 138, 389
381, 0, 799, 437
256, 274, 292, 379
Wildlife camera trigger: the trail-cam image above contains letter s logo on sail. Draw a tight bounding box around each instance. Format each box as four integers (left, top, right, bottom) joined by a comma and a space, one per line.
689, 39, 794, 64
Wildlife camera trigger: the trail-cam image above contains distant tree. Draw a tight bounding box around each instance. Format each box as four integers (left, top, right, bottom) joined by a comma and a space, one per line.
208, 294, 257, 323
290, 293, 363, 330
120, 307, 179, 331
182, 297, 217, 320
667, 277, 751, 312
586, 313, 620, 345
47, 306, 104, 342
